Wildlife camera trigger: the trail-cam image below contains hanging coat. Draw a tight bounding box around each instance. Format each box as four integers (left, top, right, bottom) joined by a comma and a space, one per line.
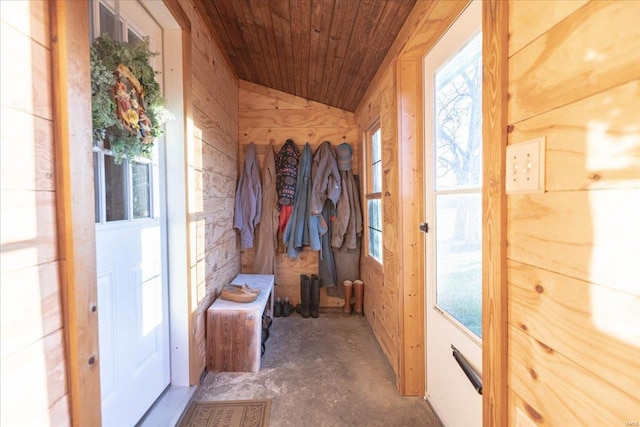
318, 199, 338, 288
233, 143, 262, 249
310, 141, 341, 215
331, 169, 363, 251
283, 143, 312, 258
308, 141, 341, 251
253, 144, 278, 274
310, 141, 341, 287
275, 138, 300, 232
327, 142, 363, 298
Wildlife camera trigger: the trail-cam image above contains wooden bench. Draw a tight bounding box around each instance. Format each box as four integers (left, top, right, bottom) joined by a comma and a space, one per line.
206, 274, 274, 372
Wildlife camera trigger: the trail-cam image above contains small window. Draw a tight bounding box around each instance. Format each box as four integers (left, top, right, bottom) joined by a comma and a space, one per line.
366, 123, 383, 264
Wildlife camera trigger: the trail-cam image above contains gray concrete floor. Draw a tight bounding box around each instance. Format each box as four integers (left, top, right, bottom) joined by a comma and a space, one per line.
194, 308, 441, 427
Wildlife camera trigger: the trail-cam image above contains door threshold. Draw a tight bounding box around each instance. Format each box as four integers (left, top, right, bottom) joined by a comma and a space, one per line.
136, 385, 198, 427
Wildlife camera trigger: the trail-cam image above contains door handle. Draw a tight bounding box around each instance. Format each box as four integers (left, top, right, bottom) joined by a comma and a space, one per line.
419, 223, 429, 233
451, 345, 482, 395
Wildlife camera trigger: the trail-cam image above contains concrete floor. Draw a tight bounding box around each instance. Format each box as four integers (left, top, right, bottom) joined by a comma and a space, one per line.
194, 308, 441, 427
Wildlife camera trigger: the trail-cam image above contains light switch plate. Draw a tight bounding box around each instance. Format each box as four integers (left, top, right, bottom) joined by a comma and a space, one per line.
506, 137, 545, 194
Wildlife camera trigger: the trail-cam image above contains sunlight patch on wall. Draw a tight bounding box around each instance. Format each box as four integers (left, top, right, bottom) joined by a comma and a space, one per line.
189, 219, 206, 308
585, 119, 640, 187
0, 192, 39, 263
583, 48, 606, 64
1, 336, 51, 426
0, 254, 44, 357
587, 119, 640, 347
0, 107, 38, 191
590, 285, 640, 348
0, 16, 47, 123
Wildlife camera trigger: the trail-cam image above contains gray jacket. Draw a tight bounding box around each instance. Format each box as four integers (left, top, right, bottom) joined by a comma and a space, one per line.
234, 143, 262, 249
331, 169, 362, 250
283, 143, 312, 258
310, 141, 341, 215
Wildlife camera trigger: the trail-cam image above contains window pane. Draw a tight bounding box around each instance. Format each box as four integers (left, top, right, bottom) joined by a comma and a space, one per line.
367, 199, 383, 263
368, 229, 382, 264
98, 4, 122, 40
368, 199, 382, 231
435, 192, 482, 337
128, 29, 142, 45
372, 161, 382, 193
94, 152, 101, 223
105, 156, 127, 221
434, 33, 482, 190
132, 162, 151, 219
371, 128, 381, 163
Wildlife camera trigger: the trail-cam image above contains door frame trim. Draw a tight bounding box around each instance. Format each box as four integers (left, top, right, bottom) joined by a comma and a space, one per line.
393, 0, 508, 425
51, 1, 101, 424
481, 1, 509, 425
147, 0, 193, 387
53, 0, 194, 423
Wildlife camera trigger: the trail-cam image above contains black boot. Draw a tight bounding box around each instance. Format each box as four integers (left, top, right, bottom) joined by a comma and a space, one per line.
282, 297, 293, 317
310, 274, 320, 318
273, 297, 282, 317
296, 274, 311, 318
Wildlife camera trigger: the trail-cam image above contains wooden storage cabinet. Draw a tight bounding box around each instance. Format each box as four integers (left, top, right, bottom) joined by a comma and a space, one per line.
206, 274, 274, 372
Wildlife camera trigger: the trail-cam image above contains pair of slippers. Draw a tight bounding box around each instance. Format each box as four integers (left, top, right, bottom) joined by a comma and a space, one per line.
219, 283, 260, 303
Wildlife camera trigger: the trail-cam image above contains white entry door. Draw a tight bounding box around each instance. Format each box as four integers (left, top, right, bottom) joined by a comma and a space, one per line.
93, 2, 170, 426
424, 1, 483, 425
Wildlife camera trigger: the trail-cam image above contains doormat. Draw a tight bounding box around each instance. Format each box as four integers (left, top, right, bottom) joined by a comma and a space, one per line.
178, 399, 271, 427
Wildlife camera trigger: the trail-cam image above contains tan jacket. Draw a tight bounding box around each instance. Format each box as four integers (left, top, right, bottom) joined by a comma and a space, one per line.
253, 145, 278, 274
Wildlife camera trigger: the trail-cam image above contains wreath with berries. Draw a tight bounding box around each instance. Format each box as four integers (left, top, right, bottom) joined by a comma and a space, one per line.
90, 34, 172, 164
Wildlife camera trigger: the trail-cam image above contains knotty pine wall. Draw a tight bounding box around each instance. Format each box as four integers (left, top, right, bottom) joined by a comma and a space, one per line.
354, 67, 400, 379
355, 0, 640, 418
506, 1, 640, 424
237, 80, 358, 308
354, 0, 468, 396
0, 1, 71, 425
181, 0, 241, 382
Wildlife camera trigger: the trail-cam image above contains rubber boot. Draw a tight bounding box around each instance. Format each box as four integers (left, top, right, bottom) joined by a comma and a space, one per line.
273, 297, 282, 317
310, 274, 320, 318
342, 280, 353, 317
282, 297, 293, 317
353, 280, 364, 317
296, 274, 311, 318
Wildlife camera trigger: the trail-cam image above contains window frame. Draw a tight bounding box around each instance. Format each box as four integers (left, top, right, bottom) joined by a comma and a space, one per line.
92, 0, 156, 225
364, 120, 383, 265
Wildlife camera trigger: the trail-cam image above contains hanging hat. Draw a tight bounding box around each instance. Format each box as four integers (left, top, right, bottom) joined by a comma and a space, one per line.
336, 142, 353, 171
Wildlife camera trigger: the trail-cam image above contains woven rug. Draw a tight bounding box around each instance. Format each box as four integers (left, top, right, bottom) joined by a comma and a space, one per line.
178, 399, 271, 427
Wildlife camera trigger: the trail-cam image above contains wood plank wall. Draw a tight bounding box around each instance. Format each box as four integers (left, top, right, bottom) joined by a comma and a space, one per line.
0, 1, 73, 425
180, 0, 242, 383
237, 80, 358, 307
354, 68, 400, 379
354, 0, 468, 396
506, 1, 640, 425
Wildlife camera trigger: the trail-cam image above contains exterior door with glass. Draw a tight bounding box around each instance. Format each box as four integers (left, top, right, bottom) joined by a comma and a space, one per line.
93, 1, 170, 426
424, 1, 483, 425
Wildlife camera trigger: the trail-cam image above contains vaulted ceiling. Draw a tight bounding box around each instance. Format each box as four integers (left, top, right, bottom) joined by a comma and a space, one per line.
194, 0, 417, 112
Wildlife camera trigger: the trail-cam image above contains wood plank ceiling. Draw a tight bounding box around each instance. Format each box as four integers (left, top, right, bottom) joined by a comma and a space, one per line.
195, 0, 417, 112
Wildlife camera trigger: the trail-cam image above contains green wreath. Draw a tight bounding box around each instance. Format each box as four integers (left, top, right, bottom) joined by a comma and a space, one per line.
90, 34, 172, 164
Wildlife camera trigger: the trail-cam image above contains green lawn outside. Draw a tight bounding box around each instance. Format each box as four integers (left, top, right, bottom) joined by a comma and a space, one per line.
436, 248, 482, 338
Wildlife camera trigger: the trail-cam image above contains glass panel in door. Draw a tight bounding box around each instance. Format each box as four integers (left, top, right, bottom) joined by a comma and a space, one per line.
131, 161, 151, 219
433, 32, 482, 338
424, 3, 483, 424
435, 193, 482, 337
